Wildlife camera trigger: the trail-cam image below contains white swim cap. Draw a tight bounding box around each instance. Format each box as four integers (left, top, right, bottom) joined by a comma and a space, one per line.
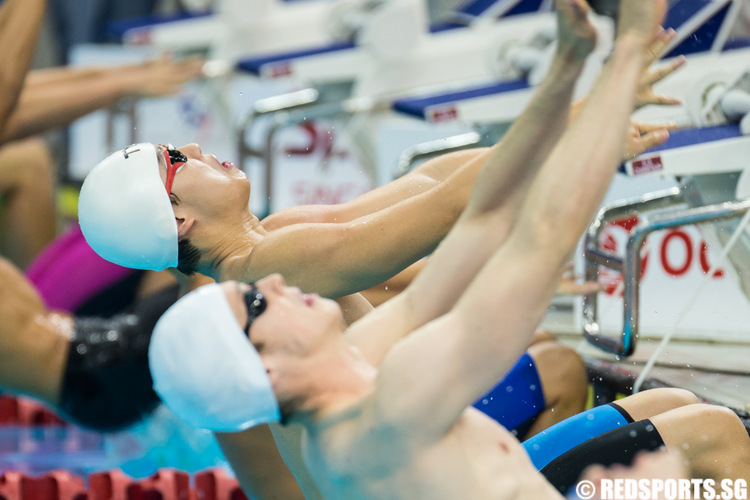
149, 283, 280, 432
78, 143, 178, 271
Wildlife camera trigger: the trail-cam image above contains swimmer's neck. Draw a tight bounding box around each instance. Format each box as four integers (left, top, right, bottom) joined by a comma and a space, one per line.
205, 216, 267, 281
286, 338, 377, 428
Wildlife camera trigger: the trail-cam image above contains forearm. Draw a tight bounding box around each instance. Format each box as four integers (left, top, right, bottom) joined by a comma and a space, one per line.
347, 147, 488, 214
447, 35, 649, 395
345, 57, 583, 230
518, 35, 646, 253
465, 52, 585, 218
2, 73, 134, 142
398, 37, 645, 331
266, 148, 488, 231
398, 57, 586, 311
25, 66, 113, 88
0, 0, 47, 134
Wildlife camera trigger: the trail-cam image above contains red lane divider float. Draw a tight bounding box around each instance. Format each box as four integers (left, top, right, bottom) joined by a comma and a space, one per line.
0, 468, 247, 500
0, 396, 65, 427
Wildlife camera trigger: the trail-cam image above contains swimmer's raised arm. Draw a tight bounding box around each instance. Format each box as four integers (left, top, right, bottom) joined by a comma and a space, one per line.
265, 28, 682, 235
344, 0, 594, 362
249, 0, 596, 301
261, 148, 488, 229
0, 0, 47, 138
1, 56, 204, 143
372, 0, 663, 435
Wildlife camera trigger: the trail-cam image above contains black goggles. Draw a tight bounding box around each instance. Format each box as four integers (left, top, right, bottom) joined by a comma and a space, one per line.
243, 283, 267, 336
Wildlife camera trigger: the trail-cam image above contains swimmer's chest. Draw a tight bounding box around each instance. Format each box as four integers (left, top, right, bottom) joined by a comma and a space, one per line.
305, 407, 537, 500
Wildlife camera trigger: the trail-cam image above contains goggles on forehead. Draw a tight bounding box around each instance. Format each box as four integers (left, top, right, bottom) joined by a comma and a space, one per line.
243, 283, 267, 335
159, 144, 187, 195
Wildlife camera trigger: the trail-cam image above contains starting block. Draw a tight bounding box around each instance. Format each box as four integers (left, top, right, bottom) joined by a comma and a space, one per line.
582, 68, 750, 356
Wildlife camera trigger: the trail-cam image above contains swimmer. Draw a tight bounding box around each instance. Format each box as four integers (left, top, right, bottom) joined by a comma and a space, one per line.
75, 7, 686, 500
150, 1, 750, 497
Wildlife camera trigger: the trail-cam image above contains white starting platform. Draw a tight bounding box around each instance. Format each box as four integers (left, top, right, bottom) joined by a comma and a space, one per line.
565, 64, 750, 421
234, 0, 614, 215
391, 0, 747, 128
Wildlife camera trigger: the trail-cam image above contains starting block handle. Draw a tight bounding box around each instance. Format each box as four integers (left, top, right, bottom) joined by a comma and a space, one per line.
582, 188, 685, 357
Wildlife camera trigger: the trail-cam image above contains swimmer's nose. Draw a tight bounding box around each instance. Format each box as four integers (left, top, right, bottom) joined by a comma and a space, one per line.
177, 143, 202, 159
257, 273, 286, 293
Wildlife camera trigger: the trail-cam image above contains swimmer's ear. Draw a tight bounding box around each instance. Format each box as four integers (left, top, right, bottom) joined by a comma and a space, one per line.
172, 204, 195, 238
176, 216, 195, 238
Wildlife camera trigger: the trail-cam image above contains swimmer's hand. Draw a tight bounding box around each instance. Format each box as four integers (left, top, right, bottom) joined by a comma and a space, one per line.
127, 53, 206, 98
554, 0, 597, 62
635, 27, 686, 110
623, 118, 677, 160
555, 262, 605, 296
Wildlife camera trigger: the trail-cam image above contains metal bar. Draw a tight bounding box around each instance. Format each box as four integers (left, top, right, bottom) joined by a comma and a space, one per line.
393, 132, 482, 178
583, 195, 750, 357
582, 187, 685, 356
584, 248, 624, 272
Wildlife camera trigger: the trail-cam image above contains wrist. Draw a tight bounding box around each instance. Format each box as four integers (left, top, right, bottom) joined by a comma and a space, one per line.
115, 71, 144, 98
547, 53, 586, 83
612, 33, 649, 57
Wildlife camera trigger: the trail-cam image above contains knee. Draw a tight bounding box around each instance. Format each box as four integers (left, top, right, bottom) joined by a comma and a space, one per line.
697, 404, 747, 440
646, 388, 701, 408
673, 404, 750, 459
12, 138, 55, 189
532, 342, 586, 380
529, 342, 587, 397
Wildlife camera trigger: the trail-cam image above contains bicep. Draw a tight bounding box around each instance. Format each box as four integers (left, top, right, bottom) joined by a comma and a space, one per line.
374, 314, 478, 438
255, 212, 446, 298
251, 224, 360, 296
262, 204, 340, 231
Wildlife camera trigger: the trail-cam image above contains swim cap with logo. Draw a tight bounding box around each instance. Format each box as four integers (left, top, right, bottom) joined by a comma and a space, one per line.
78, 143, 178, 271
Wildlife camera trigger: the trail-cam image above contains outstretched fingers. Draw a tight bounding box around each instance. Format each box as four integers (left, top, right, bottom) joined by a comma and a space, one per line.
623, 120, 677, 160
644, 27, 675, 66
635, 28, 687, 109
